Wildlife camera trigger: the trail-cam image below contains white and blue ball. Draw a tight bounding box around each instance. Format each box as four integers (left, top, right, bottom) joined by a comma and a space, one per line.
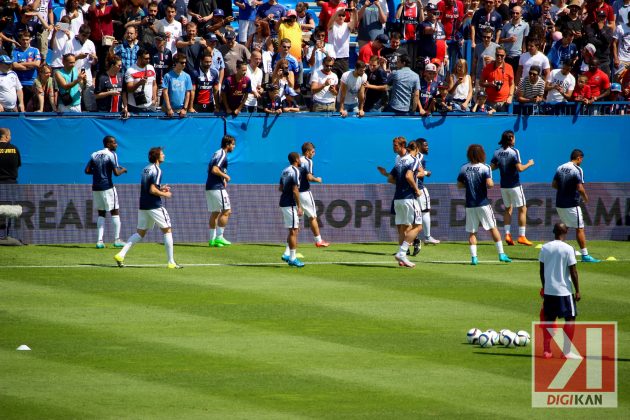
478, 332, 493, 348
503, 331, 519, 348
486, 329, 500, 345
467, 328, 482, 344
516, 330, 531, 346
499, 329, 513, 346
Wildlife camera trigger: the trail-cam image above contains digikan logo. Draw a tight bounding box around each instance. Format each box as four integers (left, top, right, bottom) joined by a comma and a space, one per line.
532, 322, 617, 408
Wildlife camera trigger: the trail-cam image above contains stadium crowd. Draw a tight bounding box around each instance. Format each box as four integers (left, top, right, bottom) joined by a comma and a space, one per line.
0, 0, 628, 115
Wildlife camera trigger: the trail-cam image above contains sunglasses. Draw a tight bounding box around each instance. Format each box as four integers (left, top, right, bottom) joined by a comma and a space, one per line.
529, 72, 539, 76
324, 65, 333, 68
282, 45, 291, 48
496, 54, 505, 57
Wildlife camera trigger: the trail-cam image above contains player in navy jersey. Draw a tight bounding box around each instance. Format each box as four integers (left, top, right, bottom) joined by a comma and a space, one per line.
279, 152, 305, 267
457, 144, 511, 265
411, 138, 440, 256
85, 136, 127, 249
206, 135, 235, 247
114, 147, 182, 269
490, 130, 534, 246
552, 149, 600, 263
299, 142, 330, 248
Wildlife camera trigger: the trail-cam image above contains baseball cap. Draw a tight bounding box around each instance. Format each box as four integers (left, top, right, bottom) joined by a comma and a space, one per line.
375, 33, 389, 44
610, 83, 621, 92
213, 8, 225, 17
224, 30, 236, 40
596, 10, 606, 18
477, 90, 487, 97
286, 9, 297, 17
424, 63, 437, 72
584, 43, 596, 55
426, 3, 438, 12
0, 55, 13, 64
204, 33, 218, 42
567, 0, 581, 8
438, 82, 448, 90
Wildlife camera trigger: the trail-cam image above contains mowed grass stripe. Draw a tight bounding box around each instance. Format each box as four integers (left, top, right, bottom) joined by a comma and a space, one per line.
1, 279, 530, 417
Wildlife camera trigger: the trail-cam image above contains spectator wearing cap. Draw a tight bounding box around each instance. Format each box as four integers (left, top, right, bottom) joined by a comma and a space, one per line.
415, 4, 447, 66
338, 60, 368, 117
295, 2, 316, 32
613, 12, 630, 81
499, 5, 530, 71
516, 39, 551, 83
162, 52, 193, 117
547, 30, 579, 69
310, 55, 339, 112
358, 33, 389, 63
257, 0, 287, 38
277, 10, 303, 63
517, 65, 545, 108
470, 0, 502, 50
234, 0, 260, 44
219, 30, 251, 77
545, 59, 575, 102
385, 54, 427, 115
203, 33, 226, 87
156, 3, 183, 54
575, 42, 597, 73
356, 0, 388, 49
471, 90, 495, 114
480, 46, 515, 111
419, 62, 440, 112
585, 0, 616, 30
606, 82, 626, 114
11, 31, 41, 108
431, 82, 455, 112
328, 6, 359, 79
586, 9, 615, 75
204, 8, 231, 44
0, 55, 24, 112
583, 57, 611, 101
556, 0, 585, 48
151, 36, 174, 104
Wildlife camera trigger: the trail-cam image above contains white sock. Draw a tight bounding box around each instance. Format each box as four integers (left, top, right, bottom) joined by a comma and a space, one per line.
290, 249, 296, 260
519, 226, 526, 237
422, 212, 431, 238
470, 244, 477, 257
119, 233, 142, 257
96, 216, 105, 242
581, 248, 588, 256
314, 235, 322, 243
495, 241, 505, 255
217, 226, 225, 238
112, 215, 121, 240
398, 241, 410, 255
209, 228, 216, 241
164, 232, 175, 264
284, 244, 291, 256
504, 224, 511, 235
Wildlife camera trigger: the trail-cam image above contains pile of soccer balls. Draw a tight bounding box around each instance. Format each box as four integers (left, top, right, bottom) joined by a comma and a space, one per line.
467, 328, 531, 348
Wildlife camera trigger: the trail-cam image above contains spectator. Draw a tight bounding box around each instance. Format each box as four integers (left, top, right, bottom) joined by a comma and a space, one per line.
277, 10, 303, 64
176, 22, 207, 78
27, 63, 57, 112
245, 50, 264, 112
150, 36, 173, 105
545, 59, 575, 102
583, 57, 611, 101
158, 0, 189, 23
319, 0, 350, 33
272, 37, 299, 82
584, 0, 616, 30
556, 0, 585, 48
125, 49, 157, 113
156, 4, 183, 54
500, 5, 530, 71
310, 56, 339, 111
88, 0, 120, 73
614, 0, 630, 26
257, 0, 287, 38
247, 20, 272, 53
471, 90, 495, 113
19, 3, 53, 61
203, 8, 232, 44
470, 0, 502, 50
203, 33, 225, 87
358, 33, 388, 63
448, 58, 473, 110
307, 26, 336, 72
7, 4, 49, 45
356, 0, 388, 49
585, 10, 614, 75
385, 54, 425, 115
431, 82, 455, 112
191, 51, 220, 112
517, 64, 545, 107
11, 31, 40, 107
271, 58, 295, 96
480, 46, 515, 111
606, 82, 626, 114
162, 53, 193, 117
222, 60, 251, 115
511, 0, 541, 24
262, 83, 286, 114
328, 6, 359, 79
219, 30, 251, 77
547, 29, 579, 69
572, 73, 593, 104
415, 3, 447, 68
516, 39, 551, 82
112, 26, 140, 77
419, 62, 440, 112
338, 59, 367, 117
438, 0, 465, 70
395, 0, 423, 42
95, 56, 126, 115
71, 24, 97, 112
234, 0, 259, 45
613, 11, 630, 82
131, 2, 160, 51
296, 2, 316, 32
575, 42, 596, 73
0, 55, 24, 112
61, 0, 84, 35
364, 54, 388, 111
381, 31, 409, 70
472, 28, 500, 86
187, 0, 218, 30
55, 53, 85, 113
121, 0, 147, 40
50, 16, 74, 71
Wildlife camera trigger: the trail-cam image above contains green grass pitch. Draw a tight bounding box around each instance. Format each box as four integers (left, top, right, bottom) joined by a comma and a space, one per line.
1, 240, 628, 418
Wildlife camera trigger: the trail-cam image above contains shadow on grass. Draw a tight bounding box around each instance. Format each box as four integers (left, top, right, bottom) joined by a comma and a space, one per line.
37, 244, 88, 249
335, 263, 399, 269
334, 248, 389, 256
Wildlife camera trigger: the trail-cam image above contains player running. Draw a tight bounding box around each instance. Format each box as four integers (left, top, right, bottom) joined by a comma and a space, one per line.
299, 142, 330, 248
280, 152, 305, 267
206, 135, 235, 247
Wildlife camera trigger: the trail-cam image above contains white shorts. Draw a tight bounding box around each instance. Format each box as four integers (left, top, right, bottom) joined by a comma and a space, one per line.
137, 208, 171, 230
281, 206, 302, 229
92, 187, 119, 211
394, 199, 422, 226
501, 186, 526, 208
206, 189, 231, 213
299, 191, 317, 218
238, 20, 255, 43
557, 206, 584, 229
417, 187, 430, 212
465, 205, 497, 233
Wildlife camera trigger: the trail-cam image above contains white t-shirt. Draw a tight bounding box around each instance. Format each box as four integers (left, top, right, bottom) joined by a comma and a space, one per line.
546, 69, 575, 102
156, 19, 183, 54
518, 51, 550, 81
613, 23, 630, 62
328, 22, 350, 58
50, 30, 74, 68
71, 37, 96, 86
310, 69, 339, 103
60, 9, 84, 35
125, 64, 156, 108
539, 239, 577, 296
245, 64, 263, 106
339, 70, 367, 105
0, 71, 22, 109
306, 43, 336, 72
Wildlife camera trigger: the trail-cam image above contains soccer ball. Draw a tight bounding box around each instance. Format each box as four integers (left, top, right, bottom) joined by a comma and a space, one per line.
486, 329, 500, 345
467, 328, 482, 344
516, 330, 531, 346
503, 331, 519, 348
499, 329, 513, 346
478, 333, 493, 348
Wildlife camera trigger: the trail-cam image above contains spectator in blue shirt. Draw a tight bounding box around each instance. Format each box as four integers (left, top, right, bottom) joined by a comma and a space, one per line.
162, 53, 193, 117
11, 31, 41, 107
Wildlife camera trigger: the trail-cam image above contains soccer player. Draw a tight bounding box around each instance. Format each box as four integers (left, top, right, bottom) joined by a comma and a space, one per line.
206, 135, 235, 247
539, 222, 581, 359
84, 136, 127, 249
412, 138, 440, 256
457, 144, 511, 265
490, 130, 535, 246
552, 149, 600, 263
280, 152, 305, 267
299, 142, 330, 248
114, 147, 181, 269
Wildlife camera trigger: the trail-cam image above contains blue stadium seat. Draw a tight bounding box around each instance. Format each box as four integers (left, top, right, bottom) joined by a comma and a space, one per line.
53, 6, 64, 23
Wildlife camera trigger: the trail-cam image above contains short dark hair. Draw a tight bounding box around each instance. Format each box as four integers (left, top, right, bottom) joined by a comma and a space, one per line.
415, 138, 428, 147
499, 130, 514, 147
406, 141, 418, 152
148, 147, 163, 163
570, 149, 584, 161
221, 134, 235, 148
553, 222, 569, 238
398, 54, 411, 67
529, 65, 541, 75
301, 142, 314, 154
103, 135, 116, 147
288, 152, 300, 164
62, 53, 75, 61
165, 4, 176, 11
137, 48, 150, 59
467, 144, 486, 164
323, 56, 334, 65
355, 60, 366, 70
389, 32, 402, 40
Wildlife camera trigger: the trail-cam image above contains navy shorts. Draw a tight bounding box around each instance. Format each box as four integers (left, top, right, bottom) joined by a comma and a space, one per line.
543, 294, 578, 320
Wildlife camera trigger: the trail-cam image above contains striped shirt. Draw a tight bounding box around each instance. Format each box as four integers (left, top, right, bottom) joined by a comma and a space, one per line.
518, 77, 545, 100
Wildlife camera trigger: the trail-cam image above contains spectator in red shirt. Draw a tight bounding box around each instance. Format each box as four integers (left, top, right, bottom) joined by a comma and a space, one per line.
437, 0, 464, 40
480, 46, 514, 111
89, 0, 120, 73
584, 0, 616, 30
572, 74, 593, 104
583, 57, 611, 101
358, 33, 388, 63
319, 0, 350, 34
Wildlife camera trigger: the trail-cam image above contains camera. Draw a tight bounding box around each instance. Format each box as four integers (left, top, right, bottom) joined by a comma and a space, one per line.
147, 16, 155, 25
493, 80, 504, 90
282, 69, 289, 77
263, 82, 278, 91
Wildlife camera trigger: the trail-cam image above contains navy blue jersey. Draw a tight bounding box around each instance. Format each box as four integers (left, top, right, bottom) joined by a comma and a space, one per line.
391, 154, 418, 200
279, 165, 300, 207
205, 149, 228, 190
457, 162, 493, 208
139, 163, 163, 210
298, 156, 313, 193
553, 162, 584, 208
87, 148, 119, 192
416, 153, 427, 189
490, 146, 522, 188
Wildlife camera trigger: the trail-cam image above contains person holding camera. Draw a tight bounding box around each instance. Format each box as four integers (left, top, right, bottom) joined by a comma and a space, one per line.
480, 46, 514, 112
257, 0, 287, 38
328, 5, 359, 79
125, 1, 160, 51
176, 22, 207, 77
55, 53, 86, 113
